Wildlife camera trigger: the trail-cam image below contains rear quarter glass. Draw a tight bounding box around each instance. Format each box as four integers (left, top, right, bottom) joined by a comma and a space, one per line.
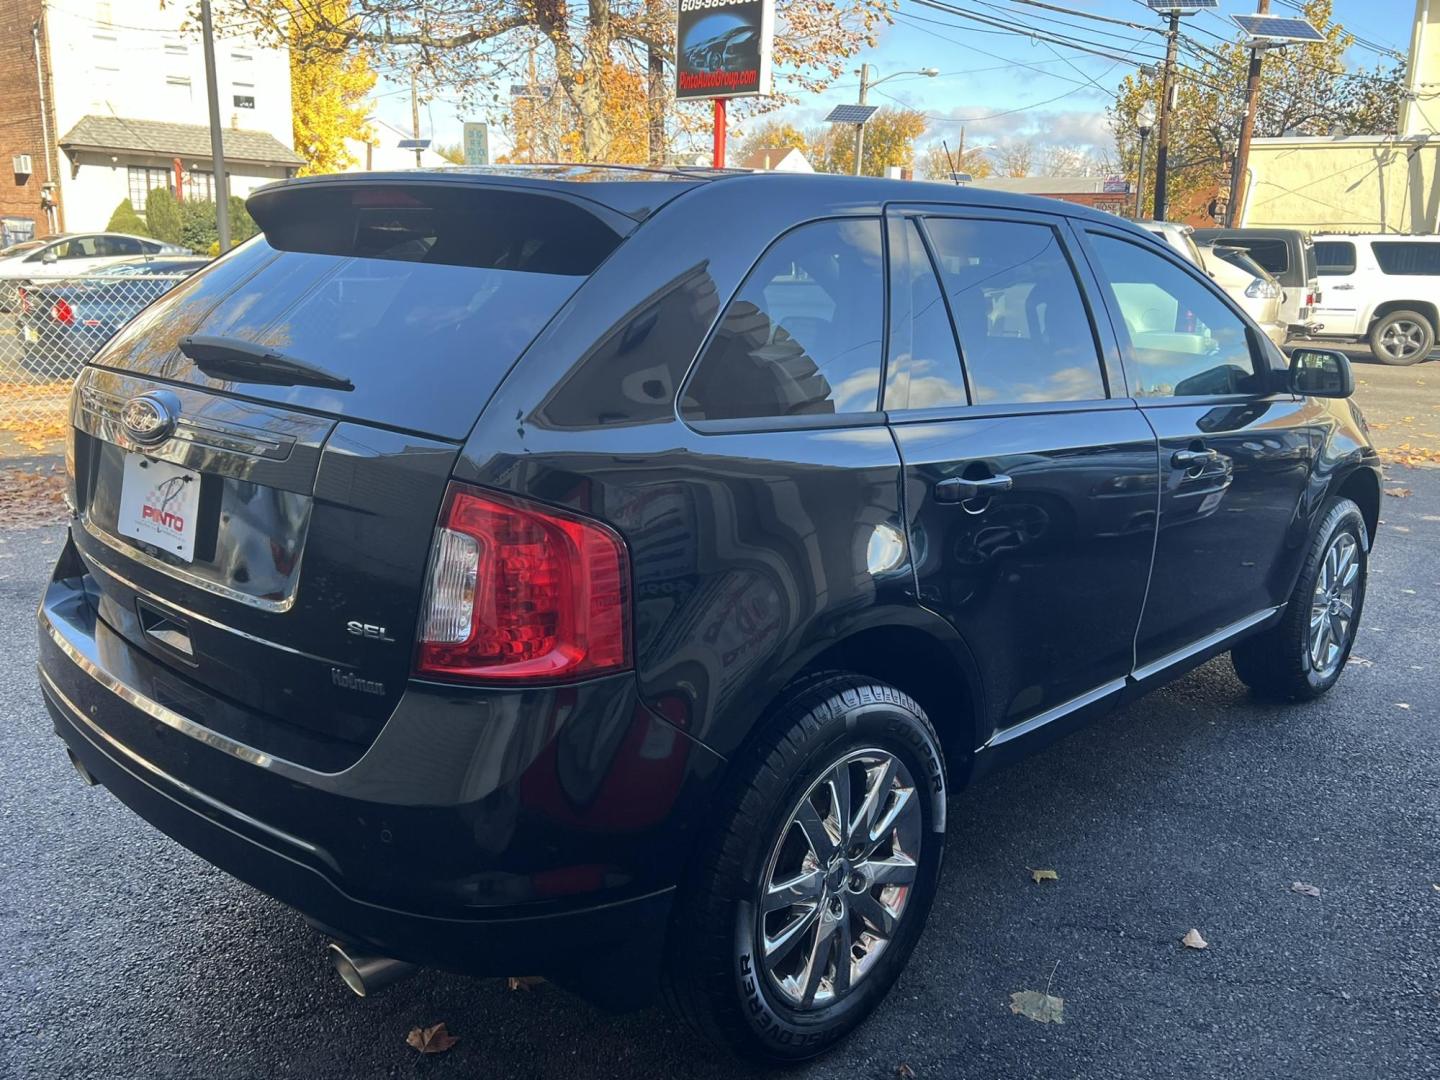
90, 186, 626, 439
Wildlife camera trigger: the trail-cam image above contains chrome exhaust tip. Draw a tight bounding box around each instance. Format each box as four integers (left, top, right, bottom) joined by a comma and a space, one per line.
66, 749, 99, 787
327, 941, 419, 997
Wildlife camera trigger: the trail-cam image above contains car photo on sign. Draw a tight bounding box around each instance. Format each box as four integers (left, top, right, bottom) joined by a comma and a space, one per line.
675, 0, 774, 99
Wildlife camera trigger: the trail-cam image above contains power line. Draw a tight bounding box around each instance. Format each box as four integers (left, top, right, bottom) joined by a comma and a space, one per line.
909, 0, 1169, 67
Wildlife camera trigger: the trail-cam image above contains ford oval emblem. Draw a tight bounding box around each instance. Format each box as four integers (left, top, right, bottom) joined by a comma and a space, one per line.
119, 392, 179, 445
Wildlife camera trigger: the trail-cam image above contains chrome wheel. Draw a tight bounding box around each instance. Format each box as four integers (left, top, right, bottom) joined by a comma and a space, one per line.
1309, 531, 1359, 675
758, 748, 921, 1010
1378, 319, 1426, 361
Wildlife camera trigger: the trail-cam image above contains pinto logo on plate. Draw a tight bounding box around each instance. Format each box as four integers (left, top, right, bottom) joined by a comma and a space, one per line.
141, 473, 192, 534
117, 454, 202, 562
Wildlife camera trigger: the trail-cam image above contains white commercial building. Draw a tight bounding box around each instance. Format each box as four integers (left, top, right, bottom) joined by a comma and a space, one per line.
45, 0, 301, 231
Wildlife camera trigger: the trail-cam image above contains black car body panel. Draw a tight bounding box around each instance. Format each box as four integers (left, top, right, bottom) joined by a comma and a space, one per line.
37, 168, 1381, 1003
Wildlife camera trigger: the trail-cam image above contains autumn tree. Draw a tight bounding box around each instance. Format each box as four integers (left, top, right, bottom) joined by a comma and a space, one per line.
1109, 0, 1405, 219
917, 141, 992, 182
433, 142, 466, 164
288, 0, 377, 175
807, 107, 927, 175
211, 0, 889, 165
989, 138, 1034, 178
735, 119, 810, 166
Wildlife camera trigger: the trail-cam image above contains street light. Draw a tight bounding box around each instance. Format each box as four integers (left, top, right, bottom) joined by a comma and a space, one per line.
850, 65, 939, 176
1135, 105, 1155, 220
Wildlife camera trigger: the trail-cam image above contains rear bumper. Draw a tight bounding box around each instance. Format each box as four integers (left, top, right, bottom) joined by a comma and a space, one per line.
37, 538, 724, 988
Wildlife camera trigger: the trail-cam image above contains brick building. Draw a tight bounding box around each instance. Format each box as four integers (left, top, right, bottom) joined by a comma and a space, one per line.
966, 175, 1135, 217
0, 0, 61, 245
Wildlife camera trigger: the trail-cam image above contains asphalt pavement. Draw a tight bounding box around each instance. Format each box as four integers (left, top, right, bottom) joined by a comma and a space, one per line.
2, 476, 1438, 1080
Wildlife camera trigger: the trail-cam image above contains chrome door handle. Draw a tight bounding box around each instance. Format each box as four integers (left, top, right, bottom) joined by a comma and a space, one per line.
935, 474, 1013, 503
1171, 448, 1218, 470
1331, 283, 1355, 290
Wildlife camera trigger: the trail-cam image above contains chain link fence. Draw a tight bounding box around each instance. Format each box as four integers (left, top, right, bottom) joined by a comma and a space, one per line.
0, 272, 192, 430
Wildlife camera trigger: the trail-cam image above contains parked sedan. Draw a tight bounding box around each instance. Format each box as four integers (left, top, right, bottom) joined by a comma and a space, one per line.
17, 256, 210, 377
1200, 242, 1288, 347
0, 233, 189, 310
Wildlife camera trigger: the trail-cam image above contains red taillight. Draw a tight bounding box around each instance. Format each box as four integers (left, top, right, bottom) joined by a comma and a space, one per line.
51, 298, 74, 325
415, 485, 631, 683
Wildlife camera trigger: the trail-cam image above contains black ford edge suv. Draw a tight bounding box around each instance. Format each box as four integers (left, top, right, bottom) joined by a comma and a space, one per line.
37, 166, 1380, 1062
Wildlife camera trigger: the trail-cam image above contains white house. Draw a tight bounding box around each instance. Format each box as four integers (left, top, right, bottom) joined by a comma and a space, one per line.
343, 116, 451, 172
739, 146, 813, 173
44, 0, 301, 230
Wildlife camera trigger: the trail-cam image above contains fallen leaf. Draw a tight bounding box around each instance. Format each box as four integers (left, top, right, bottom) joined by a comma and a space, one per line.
1396, 703, 1412, 710
1432, 884, 1439, 892
896, 1065, 917, 1079
1009, 989, 1065, 1024
1385, 487, 1412, 498
1182, 928, 1209, 950
1291, 881, 1321, 898
1030, 868, 1059, 884
507, 975, 544, 991
1346, 656, 1374, 668
406, 1022, 459, 1055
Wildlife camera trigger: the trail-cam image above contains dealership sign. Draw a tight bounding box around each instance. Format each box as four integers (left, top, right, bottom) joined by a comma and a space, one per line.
675, 0, 775, 100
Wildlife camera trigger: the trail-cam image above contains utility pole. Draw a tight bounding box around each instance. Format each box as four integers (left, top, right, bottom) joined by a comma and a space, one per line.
1228, 0, 1271, 226
853, 64, 870, 177
410, 73, 423, 167
1152, 10, 1180, 221
198, 0, 230, 252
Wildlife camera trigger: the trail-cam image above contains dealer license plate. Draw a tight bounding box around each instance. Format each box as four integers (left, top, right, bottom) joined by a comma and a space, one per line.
116, 453, 201, 562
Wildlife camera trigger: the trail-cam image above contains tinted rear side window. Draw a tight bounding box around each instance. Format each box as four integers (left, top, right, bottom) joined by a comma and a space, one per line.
884, 218, 968, 411
924, 217, 1105, 405
681, 218, 885, 422
1315, 241, 1356, 275
1373, 242, 1440, 276
93, 185, 624, 439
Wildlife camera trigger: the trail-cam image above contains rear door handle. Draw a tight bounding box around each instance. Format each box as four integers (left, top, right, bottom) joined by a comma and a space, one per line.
1171, 448, 1219, 470
1330, 283, 1354, 291
935, 474, 1013, 503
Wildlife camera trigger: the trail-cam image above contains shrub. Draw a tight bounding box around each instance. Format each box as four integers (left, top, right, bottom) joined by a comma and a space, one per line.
105, 199, 149, 236
144, 189, 183, 245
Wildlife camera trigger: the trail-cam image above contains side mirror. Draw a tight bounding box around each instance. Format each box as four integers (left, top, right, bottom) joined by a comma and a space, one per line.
40, 249, 57, 264
1288, 348, 1353, 398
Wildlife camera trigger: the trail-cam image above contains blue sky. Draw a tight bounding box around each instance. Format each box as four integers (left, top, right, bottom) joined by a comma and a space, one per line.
372, 0, 1419, 162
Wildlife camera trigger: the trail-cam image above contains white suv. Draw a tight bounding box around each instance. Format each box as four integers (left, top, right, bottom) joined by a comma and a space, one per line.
1311, 235, 1439, 365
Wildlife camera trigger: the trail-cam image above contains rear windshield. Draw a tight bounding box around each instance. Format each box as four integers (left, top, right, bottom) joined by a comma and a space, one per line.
93, 185, 624, 438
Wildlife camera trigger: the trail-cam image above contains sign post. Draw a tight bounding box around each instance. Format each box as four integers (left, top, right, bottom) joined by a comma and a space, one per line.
676, 0, 774, 168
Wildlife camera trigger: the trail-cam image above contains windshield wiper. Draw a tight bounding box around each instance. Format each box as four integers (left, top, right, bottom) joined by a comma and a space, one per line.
179, 335, 354, 391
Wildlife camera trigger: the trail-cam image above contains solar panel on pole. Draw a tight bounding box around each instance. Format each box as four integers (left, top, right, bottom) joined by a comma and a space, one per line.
825, 104, 880, 125
1232, 13, 1327, 42
1145, 0, 1218, 10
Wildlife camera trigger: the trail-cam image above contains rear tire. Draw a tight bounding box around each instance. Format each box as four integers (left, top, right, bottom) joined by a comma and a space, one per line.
663, 673, 947, 1063
1231, 497, 1368, 700
1368, 310, 1434, 365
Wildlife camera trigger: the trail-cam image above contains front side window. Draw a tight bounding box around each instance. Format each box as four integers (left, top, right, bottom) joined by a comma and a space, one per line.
925, 217, 1105, 405
1315, 241, 1356, 275
681, 218, 885, 422
1089, 233, 1259, 398
1373, 242, 1440, 276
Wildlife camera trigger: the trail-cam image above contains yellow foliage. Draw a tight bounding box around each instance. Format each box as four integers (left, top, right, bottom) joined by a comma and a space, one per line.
289, 0, 377, 176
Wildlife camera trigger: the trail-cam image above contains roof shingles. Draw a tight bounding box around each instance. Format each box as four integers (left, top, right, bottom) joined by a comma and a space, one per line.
58, 115, 304, 168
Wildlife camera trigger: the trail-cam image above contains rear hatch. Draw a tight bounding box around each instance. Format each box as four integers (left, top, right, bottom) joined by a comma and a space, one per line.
68, 179, 629, 766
